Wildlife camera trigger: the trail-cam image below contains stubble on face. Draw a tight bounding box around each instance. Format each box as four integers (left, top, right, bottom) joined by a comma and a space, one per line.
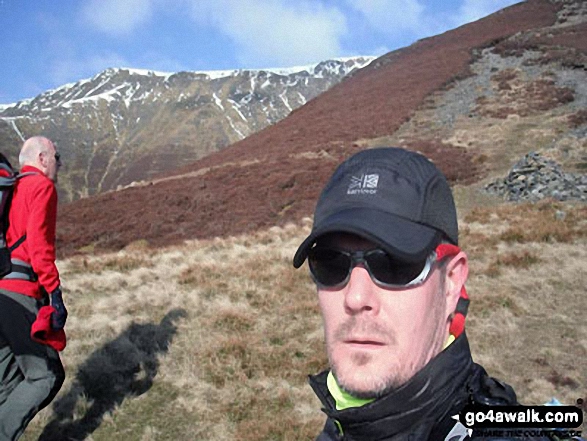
327, 316, 399, 398
333, 316, 396, 368
327, 276, 448, 399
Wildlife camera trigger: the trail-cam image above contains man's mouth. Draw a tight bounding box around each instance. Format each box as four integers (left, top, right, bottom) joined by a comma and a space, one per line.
344, 337, 386, 348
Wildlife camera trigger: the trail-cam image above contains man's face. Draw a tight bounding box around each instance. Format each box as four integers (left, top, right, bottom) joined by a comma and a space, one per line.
316, 233, 453, 398
42, 141, 61, 182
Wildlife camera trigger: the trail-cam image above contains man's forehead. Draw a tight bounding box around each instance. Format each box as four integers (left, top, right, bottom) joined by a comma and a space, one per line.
38, 138, 56, 152
316, 232, 378, 250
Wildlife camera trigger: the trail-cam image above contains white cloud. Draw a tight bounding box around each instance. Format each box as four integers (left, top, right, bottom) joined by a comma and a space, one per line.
50, 53, 130, 86
346, 0, 425, 35
81, 0, 155, 36
343, 0, 523, 48
188, 0, 348, 67
368, 45, 392, 57
456, 0, 522, 25
134, 52, 189, 73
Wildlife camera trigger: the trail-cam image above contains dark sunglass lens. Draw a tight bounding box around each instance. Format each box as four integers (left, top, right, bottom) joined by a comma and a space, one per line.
309, 248, 351, 286
366, 250, 427, 286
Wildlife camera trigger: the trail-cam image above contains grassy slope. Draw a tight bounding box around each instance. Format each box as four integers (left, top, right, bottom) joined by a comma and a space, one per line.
21, 202, 586, 440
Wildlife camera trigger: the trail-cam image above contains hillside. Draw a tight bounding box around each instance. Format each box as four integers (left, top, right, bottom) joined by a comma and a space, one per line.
21, 203, 587, 440
0, 57, 373, 201
57, 0, 586, 257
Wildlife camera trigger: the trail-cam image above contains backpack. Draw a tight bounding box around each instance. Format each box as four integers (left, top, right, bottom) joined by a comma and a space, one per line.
0, 152, 37, 280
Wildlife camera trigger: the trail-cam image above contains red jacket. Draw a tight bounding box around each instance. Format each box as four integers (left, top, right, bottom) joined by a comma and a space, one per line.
0, 165, 60, 298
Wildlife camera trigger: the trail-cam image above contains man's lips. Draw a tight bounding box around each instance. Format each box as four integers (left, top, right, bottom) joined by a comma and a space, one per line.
343, 337, 386, 347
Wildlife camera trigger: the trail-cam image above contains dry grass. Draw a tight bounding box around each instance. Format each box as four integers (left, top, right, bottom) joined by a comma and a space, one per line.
569, 109, 587, 128
462, 201, 586, 419
22, 221, 328, 441
484, 250, 542, 278
20, 203, 586, 440
464, 200, 587, 246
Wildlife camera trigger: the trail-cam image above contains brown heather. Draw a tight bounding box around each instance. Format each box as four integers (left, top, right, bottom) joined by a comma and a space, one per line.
475, 76, 575, 119
569, 109, 587, 129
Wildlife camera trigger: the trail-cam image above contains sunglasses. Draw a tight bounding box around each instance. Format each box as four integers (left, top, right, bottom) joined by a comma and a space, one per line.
308, 247, 439, 289
42, 151, 61, 163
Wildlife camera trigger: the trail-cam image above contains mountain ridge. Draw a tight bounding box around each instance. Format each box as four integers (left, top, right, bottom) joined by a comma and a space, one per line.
0, 57, 376, 110
0, 56, 375, 201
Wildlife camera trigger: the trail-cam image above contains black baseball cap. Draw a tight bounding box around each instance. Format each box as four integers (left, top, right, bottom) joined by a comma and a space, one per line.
293, 147, 458, 267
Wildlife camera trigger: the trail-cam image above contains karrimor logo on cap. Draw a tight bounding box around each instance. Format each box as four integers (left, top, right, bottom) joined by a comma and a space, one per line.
347, 174, 379, 195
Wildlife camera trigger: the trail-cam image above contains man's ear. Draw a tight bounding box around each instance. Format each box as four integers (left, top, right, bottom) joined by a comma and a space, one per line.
444, 251, 469, 319
37, 150, 48, 168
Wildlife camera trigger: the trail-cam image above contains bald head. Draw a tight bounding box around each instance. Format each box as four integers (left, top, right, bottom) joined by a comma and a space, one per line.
19, 137, 53, 166
19, 136, 61, 182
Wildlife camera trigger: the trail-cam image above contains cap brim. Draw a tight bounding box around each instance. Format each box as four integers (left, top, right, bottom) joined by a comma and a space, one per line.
293, 207, 441, 268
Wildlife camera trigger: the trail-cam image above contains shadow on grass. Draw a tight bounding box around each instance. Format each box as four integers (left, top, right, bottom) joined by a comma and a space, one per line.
38, 308, 187, 441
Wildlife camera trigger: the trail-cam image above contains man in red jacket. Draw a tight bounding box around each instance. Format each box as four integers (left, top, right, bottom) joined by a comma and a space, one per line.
0, 136, 66, 440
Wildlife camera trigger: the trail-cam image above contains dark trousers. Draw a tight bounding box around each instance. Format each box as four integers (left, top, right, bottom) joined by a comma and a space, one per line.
0, 289, 64, 441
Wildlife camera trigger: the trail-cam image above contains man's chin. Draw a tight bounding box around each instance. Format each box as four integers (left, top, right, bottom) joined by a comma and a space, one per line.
336, 374, 391, 399
332, 360, 400, 399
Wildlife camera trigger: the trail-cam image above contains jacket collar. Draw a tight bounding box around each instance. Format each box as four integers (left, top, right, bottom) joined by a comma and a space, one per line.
309, 333, 476, 441
20, 165, 45, 175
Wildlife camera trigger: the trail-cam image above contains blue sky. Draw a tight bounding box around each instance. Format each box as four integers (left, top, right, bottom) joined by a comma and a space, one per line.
0, 0, 521, 104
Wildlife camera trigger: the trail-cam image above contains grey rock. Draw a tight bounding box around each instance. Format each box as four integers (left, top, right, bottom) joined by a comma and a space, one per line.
485, 152, 587, 202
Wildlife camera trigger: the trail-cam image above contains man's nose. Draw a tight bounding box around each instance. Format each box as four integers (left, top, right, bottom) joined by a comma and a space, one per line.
343, 265, 380, 314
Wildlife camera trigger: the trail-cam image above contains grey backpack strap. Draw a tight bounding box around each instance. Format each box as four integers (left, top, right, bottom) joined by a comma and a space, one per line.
2, 258, 38, 282
17, 171, 38, 179
9, 234, 26, 252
